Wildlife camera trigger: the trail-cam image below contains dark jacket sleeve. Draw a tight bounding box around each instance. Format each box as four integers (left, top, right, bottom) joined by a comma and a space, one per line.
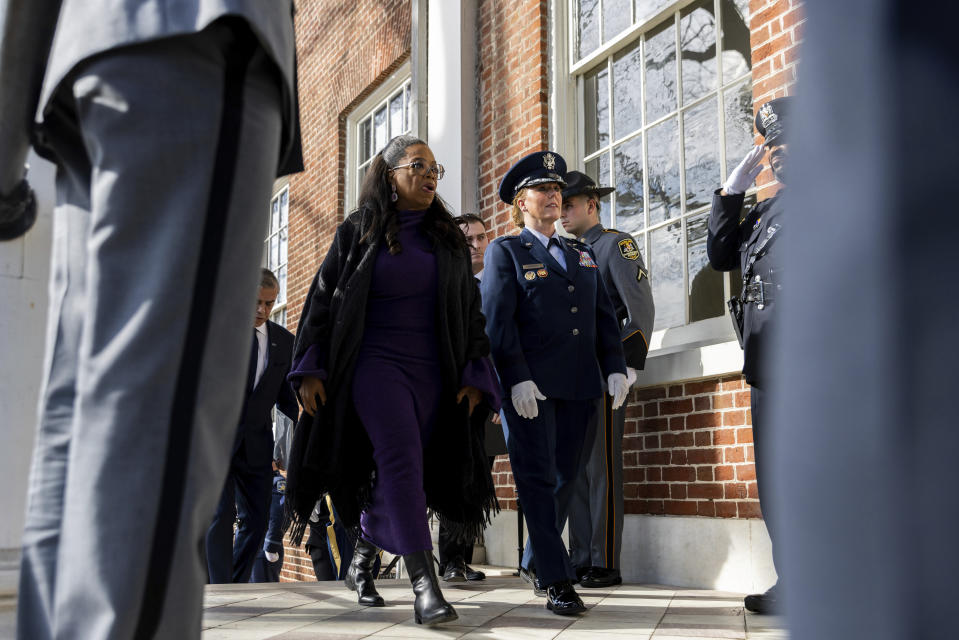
290, 216, 355, 376
593, 255, 628, 379
480, 240, 532, 390
707, 189, 747, 272
274, 325, 300, 422
607, 232, 655, 369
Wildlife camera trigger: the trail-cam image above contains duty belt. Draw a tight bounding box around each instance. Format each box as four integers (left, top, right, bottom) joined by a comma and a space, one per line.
742, 275, 779, 309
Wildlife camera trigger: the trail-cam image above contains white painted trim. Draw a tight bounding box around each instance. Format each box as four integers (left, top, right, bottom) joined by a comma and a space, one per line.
483, 510, 776, 593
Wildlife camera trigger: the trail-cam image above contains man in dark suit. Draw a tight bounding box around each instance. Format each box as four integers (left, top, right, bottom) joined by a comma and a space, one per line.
207, 268, 299, 583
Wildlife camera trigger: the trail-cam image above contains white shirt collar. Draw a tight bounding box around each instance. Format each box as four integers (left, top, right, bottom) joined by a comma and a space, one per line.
526, 226, 556, 248
255, 323, 268, 340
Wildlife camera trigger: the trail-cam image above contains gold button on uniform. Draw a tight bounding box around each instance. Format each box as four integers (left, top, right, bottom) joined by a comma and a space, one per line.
571, 307, 578, 313
568, 285, 575, 292
572, 329, 580, 335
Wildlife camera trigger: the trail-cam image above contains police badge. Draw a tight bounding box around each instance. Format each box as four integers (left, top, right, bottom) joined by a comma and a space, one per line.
618, 238, 640, 261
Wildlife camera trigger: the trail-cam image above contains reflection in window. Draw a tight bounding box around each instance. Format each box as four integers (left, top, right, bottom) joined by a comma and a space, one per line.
650, 223, 684, 330
613, 135, 644, 235
687, 212, 724, 322
684, 96, 720, 211
681, 0, 717, 105
644, 20, 677, 123
646, 117, 680, 224
577, 0, 600, 60
613, 42, 643, 139
576, 1, 751, 330
604, 0, 632, 43
584, 66, 609, 154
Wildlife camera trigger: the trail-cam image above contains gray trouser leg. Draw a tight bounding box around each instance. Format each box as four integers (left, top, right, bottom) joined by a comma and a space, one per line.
568, 395, 625, 570
16, 23, 283, 640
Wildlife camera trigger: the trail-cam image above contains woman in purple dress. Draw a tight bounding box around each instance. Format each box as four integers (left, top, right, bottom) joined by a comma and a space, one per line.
285, 136, 499, 626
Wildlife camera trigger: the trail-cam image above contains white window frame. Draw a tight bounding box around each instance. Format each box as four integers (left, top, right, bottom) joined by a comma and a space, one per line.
265, 180, 290, 328
552, 0, 754, 384
345, 62, 413, 214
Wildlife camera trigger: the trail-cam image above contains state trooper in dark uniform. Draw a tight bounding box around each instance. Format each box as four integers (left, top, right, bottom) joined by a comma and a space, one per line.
481, 151, 629, 616
559, 171, 655, 588
707, 96, 791, 614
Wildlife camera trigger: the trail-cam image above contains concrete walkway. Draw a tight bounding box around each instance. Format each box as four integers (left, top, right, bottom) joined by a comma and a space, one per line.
0, 559, 789, 639
200, 570, 789, 640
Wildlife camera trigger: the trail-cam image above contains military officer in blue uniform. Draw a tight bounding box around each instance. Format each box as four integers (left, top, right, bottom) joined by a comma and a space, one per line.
481, 151, 630, 616
559, 171, 655, 588
707, 97, 791, 614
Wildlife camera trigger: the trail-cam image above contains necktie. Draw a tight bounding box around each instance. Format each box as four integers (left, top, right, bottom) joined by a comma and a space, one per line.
547, 237, 566, 271
247, 330, 259, 391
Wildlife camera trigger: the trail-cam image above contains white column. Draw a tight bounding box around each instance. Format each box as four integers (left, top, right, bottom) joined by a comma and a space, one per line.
427, 0, 478, 216
0, 152, 55, 552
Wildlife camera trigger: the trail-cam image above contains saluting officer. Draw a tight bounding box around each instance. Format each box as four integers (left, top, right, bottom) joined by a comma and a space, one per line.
707, 97, 791, 615
481, 151, 630, 616
559, 171, 655, 589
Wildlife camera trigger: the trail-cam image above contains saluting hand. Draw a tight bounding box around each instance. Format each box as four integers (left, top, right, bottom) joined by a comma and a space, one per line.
299, 375, 327, 416
511, 380, 546, 420
722, 145, 765, 195
456, 385, 483, 416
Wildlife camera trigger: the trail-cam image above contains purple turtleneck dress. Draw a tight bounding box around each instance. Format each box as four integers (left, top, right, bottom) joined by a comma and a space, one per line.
352, 210, 441, 554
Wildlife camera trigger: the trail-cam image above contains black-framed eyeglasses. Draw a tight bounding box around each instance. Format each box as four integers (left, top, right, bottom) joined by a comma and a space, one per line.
392, 160, 445, 180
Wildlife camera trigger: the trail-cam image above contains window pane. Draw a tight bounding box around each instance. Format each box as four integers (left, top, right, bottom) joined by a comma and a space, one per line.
683, 96, 720, 211
359, 164, 369, 191
604, 0, 632, 43
680, 0, 717, 105
359, 118, 372, 164
577, 0, 601, 60
613, 134, 644, 234
374, 106, 388, 154
584, 65, 610, 155
271, 306, 287, 328
650, 222, 684, 330
404, 85, 412, 132
270, 234, 279, 270
585, 153, 612, 229
277, 265, 287, 305
721, 0, 751, 79
687, 211, 724, 322
390, 92, 404, 138
271, 197, 280, 233
636, 0, 674, 25
262, 241, 269, 267
279, 189, 288, 228
646, 116, 681, 224
279, 226, 288, 268
612, 42, 642, 139
724, 77, 754, 178
644, 19, 677, 123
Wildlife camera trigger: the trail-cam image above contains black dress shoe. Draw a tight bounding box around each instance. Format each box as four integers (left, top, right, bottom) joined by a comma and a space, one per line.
574, 566, 591, 584
442, 558, 467, 582
580, 567, 622, 588
744, 584, 781, 614
464, 564, 486, 581
519, 566, 546, 597
545, 580, 587, 616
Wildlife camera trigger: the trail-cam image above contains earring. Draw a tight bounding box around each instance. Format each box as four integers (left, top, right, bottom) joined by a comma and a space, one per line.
390, 183, 398, 202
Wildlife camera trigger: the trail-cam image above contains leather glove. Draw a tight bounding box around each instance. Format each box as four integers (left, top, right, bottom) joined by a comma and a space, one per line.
722, 145, 765, 195
626, 366, 638, 387
511, 380, 546, 419
608, 373, 630, 410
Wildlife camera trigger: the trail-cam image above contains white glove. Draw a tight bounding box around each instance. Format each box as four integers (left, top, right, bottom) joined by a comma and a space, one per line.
608, 373, 629, 410
626, 366, 638, 387
511, 380, 546, 419
265, 551, 280, 563
722, 145, 765, 195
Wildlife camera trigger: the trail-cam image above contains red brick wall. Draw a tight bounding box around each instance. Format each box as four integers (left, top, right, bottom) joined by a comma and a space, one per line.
477, 0, 550, 238
285, 0, 412, 331
751, 0, 805, 199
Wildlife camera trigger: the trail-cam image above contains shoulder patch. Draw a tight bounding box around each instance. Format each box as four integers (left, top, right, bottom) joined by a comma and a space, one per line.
618, 237, 640, 261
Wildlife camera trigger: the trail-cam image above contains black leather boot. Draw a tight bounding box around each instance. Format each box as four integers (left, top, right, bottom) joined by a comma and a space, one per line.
403, 551, 458, 625
345, 538, 385, 607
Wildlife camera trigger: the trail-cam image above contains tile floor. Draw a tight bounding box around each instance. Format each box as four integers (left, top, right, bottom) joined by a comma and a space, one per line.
0, 560, 788, 639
